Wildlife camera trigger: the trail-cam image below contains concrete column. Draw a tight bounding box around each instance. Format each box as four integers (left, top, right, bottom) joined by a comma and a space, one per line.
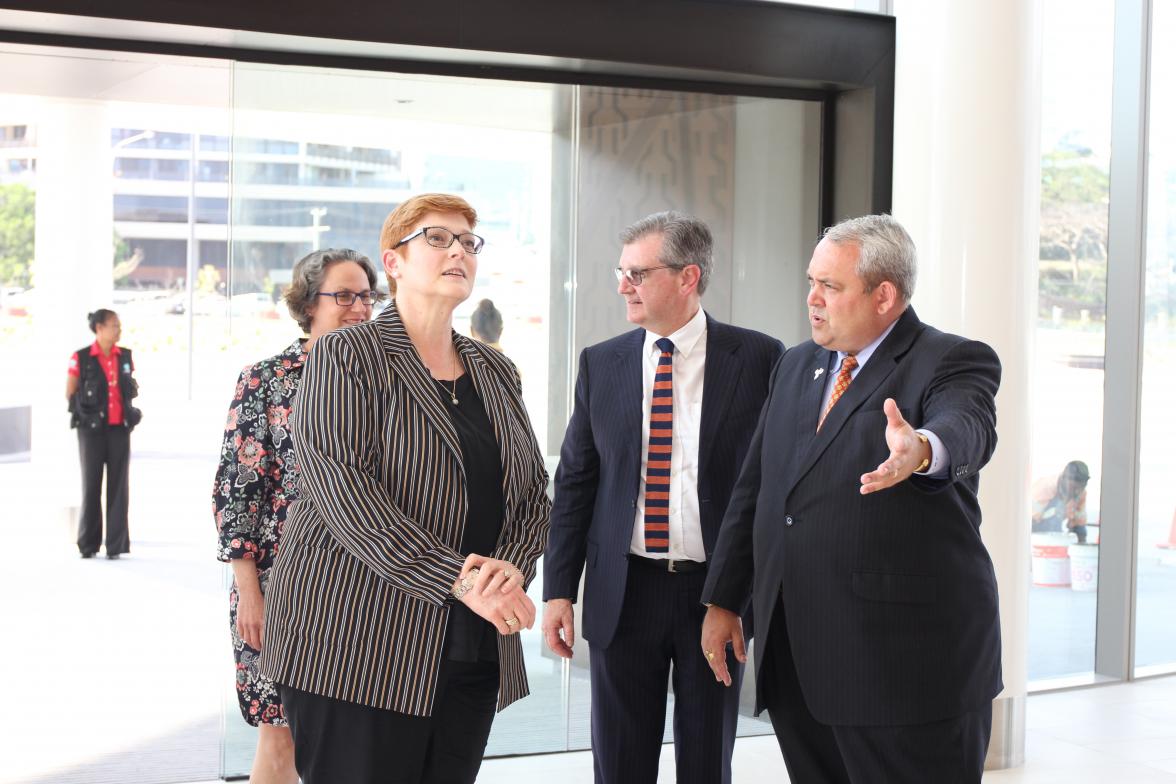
30, 100, 114, 536
890, 0, 1041, 770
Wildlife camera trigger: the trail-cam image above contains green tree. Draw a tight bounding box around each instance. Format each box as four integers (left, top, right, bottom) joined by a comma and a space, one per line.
112, 230, 143, 284
0, 183, 35, 288
1039, 149, 1109, 320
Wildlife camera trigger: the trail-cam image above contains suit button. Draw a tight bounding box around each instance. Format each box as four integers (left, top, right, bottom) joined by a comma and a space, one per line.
785, 515, 794, 526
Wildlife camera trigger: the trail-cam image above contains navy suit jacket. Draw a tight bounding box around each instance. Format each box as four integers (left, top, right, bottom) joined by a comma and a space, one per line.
543, 314, 783, 649
702, 307, 1004, 727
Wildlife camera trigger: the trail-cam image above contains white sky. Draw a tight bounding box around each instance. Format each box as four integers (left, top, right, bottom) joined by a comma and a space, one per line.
1041, 0, 1115, 157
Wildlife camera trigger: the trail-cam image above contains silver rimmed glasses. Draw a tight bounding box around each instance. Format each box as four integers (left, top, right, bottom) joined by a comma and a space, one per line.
614, 265, 678, 286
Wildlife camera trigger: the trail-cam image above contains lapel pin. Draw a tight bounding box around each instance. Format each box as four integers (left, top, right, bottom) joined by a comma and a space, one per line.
813, 368, 824, 381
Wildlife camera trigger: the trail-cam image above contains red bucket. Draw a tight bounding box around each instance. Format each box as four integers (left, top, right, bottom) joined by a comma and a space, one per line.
1031, 534, 1072, 587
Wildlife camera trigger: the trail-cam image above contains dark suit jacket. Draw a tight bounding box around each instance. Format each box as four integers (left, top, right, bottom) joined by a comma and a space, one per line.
260, 302, 551, 717
702, 307, 1003, 727
543, 314, 783, 649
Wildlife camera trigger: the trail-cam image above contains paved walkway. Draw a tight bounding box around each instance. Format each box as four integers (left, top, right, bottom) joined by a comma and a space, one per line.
1, 456, 227, 784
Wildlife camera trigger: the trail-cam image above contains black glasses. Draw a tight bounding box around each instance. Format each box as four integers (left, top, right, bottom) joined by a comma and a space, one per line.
396, 226, 485, 255
614, 265, 678, 286
316, 290, 381, 307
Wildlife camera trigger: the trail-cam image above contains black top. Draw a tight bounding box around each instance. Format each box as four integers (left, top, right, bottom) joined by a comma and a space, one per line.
436, 372, 505, 663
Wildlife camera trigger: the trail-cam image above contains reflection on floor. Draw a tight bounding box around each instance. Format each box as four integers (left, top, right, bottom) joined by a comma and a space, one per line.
479, 676, 1176, 783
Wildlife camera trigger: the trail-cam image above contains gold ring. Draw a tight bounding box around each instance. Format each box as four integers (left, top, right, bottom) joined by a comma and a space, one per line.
505, 617, 519, 628
705, 650, 715, 662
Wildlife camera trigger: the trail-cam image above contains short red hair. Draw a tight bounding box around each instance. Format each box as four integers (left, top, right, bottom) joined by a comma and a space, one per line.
379, 193, 478, 295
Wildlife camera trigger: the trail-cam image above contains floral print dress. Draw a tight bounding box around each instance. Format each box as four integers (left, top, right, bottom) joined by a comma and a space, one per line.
213, 339, 305, 727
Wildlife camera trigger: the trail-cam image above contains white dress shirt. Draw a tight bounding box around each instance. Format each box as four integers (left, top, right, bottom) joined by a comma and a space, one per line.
631, 307, 708, 561
820, 319, 949, 477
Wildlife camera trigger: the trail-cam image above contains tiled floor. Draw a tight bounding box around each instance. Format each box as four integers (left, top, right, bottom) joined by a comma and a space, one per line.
985, 676, 1176, 784
478, 676, 1176, 783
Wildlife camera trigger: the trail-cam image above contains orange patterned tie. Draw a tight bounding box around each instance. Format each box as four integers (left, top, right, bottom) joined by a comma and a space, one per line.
643, 337, 674, 552
817, 354, 858, 431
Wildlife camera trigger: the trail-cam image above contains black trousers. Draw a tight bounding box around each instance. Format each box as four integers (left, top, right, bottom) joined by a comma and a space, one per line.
588, 561, 743, 784
77, 425, 130, 556
280, 657, 499, 784
761, 599, 992, 784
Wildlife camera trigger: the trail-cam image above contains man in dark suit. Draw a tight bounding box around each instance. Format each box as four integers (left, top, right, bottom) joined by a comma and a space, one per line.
542, 211, 783, 784
701, 214, 1002, 783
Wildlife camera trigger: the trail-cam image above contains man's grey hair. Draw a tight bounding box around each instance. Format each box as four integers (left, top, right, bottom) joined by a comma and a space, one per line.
619, 210, 714, 295
823, 214, 917, 304
284, 247, 383, 332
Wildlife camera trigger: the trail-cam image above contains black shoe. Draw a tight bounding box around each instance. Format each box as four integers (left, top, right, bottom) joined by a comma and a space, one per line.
80, 551, 95, 559
106, 553, 120, 560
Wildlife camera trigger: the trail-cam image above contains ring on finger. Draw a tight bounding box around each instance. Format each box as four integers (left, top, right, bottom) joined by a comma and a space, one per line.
505, 616, 519, 628
704, 650, 715, 662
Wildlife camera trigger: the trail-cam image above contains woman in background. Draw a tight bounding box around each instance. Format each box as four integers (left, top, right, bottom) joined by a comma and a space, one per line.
67, 308, 140, 559
470, 297, 504, 350
213, 248, 382, 784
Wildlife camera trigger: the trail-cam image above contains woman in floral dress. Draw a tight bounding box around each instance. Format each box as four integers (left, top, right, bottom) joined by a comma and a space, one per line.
213, 248, 383, 784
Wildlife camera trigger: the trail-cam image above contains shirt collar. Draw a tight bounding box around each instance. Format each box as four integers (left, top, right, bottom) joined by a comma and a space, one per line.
644, 307, 707, 358
89, 341, 121, 358
836, 318, 898, 370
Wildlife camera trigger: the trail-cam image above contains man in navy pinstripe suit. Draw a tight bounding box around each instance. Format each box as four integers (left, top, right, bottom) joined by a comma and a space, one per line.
701, 214, 1002, 783
542, 211, 783, 784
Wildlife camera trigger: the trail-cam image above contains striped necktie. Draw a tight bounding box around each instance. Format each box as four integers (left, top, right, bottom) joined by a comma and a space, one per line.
817, 354, 858, 431
643, 337, 674, 553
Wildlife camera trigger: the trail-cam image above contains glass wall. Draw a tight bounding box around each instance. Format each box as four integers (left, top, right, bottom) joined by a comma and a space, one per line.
0, 47, 234, 784
1136, 0, 1176, 675
0, 43, 816, 781
1027, 0, 1114, 685
557, 84, 820, 751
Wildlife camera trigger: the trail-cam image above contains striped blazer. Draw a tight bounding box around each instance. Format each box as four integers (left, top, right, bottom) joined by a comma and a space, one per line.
259, 301, 551, 716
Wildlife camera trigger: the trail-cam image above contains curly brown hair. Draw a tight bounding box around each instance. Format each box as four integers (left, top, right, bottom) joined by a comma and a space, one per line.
283, 248, 382, 333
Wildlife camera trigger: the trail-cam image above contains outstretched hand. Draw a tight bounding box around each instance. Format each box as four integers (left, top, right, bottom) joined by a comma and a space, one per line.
859, 398, 931, 494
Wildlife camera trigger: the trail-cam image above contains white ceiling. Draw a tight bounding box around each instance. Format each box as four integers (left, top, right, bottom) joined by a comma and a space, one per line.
0, 40, 559, 133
